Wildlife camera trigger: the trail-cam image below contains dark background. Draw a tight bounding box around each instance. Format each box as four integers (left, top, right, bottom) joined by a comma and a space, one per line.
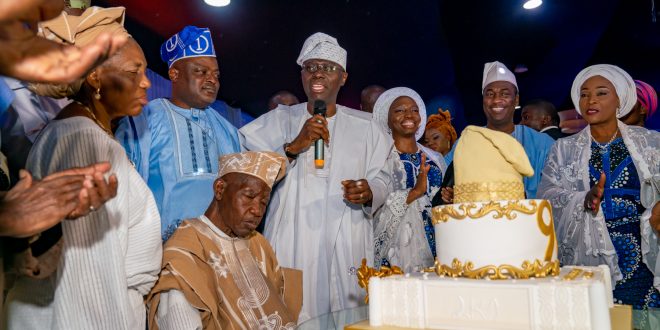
102, 0, 660, 131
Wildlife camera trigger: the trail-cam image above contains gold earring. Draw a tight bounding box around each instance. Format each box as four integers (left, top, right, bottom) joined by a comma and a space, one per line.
94, 87, 101, 100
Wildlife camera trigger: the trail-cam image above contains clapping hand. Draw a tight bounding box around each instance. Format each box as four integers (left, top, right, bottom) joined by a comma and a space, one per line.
58, 162, 118, 219
406, 153, 430, 204
0, 162, 118, 238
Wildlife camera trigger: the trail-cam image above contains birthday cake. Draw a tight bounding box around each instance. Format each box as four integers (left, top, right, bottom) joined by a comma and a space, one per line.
364, 126, 614, 330
368, 265, 613, 329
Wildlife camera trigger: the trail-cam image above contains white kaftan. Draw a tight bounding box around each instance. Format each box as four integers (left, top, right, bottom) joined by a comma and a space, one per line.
4, 117, 162, 329
239, 103, 392, 321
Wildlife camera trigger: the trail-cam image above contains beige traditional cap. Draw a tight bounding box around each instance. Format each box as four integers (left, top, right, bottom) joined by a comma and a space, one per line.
39, 6, 128, 45
218, 151, 287, 188
453, 126, 533, 203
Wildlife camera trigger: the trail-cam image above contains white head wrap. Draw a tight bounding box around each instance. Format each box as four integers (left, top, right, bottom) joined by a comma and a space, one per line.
482, 61, 518, 94
372, 87, 427, 141
296, 32, 347, 70
570, 64, 637, 118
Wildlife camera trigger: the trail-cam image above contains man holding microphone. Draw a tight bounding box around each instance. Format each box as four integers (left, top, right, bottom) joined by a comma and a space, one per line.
239, 32, 392, 322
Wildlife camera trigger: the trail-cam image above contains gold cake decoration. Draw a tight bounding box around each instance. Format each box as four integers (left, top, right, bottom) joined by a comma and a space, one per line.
535, 200, 556, 262
562, 268, 595, 281
432, 200, 539, 224
356, 259, 403, 304
453, 181, 525, 203
429, 258, 560, 280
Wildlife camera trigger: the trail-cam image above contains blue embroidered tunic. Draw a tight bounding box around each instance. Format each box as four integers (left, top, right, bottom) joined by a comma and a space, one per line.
116, 98, 240, 240
589, 137, 660, 310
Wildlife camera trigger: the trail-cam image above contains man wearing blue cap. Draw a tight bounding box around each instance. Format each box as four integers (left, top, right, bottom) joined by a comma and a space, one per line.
116, 26, 240, 241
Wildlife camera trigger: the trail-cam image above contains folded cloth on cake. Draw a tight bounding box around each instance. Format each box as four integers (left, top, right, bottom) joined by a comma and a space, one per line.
453, 126, 533, 202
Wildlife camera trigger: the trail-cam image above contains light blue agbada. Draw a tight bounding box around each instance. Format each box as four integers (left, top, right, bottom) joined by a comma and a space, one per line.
116, 98, 240, 240
445, 124, 554, 198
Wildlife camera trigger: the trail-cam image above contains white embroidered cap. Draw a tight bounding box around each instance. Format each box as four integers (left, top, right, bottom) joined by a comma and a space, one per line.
482, 61, 518, 94
296, 32, 347, 70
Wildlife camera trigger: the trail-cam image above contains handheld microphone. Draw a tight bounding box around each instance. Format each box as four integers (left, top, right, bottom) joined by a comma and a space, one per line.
313, 100, 327, 168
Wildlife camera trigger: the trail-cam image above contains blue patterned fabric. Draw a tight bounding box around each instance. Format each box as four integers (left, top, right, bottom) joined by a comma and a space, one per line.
116, 98, 240, 241
400, 151, 442, 258
0, 78, 15, 116
589, 137, 660, 311
160, 26, 216, 67
379, 151, 442, 268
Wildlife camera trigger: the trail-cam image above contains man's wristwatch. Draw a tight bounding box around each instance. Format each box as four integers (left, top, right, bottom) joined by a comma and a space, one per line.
284, 143, 299, 159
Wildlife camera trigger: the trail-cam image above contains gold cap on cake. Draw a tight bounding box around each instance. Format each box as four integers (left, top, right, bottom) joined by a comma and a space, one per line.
453, 126, 533, 203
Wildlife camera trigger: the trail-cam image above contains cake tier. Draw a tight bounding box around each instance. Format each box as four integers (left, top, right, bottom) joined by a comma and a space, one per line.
432, 199, 558, 279
368, 266, 613, 330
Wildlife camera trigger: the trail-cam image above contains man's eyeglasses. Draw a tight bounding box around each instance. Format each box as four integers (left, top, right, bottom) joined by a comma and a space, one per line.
302, 63, 341, 74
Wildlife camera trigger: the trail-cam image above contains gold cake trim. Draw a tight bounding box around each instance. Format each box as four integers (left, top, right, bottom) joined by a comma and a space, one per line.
429, 258, 560, 280
453, 181, 525, 203
432, 200, 538, 223
356, 259, 403, 304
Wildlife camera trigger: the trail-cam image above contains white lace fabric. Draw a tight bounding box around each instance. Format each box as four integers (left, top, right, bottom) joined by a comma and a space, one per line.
538, 122, 660, 288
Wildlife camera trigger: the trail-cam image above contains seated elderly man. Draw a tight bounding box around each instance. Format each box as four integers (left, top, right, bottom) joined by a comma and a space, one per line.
147, 151, 302, 330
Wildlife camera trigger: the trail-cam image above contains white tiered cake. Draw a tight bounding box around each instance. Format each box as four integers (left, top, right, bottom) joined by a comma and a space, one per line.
433, 199, 558, 279
364, 127, 615, 330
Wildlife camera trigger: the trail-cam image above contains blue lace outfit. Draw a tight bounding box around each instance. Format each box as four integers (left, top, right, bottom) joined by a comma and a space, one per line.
380, 151, 442, 267
589, 137, 660, 311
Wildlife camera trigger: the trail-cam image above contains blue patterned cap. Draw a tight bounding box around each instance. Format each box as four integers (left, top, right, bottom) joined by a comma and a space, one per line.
160, 26, 216, 67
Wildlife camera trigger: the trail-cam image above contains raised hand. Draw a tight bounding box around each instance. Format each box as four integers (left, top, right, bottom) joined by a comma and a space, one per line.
0, 0, 64, 26
584, 172, 606, 215
286, 114, 329, 156
0, 21, 127, 84
342, 179, 372, 205
406, 153, 430, 204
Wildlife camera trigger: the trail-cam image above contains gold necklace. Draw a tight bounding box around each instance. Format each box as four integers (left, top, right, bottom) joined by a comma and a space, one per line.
75, 101, 113, 136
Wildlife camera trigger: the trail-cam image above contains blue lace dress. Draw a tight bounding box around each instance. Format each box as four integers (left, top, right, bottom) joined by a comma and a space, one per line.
379, 151, 443, 267
589, 137, 660, 310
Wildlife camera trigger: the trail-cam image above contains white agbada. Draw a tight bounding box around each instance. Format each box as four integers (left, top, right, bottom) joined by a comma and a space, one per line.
4, 118, 162, 329
239, 103, 392, 321
538, 122, 660, 288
